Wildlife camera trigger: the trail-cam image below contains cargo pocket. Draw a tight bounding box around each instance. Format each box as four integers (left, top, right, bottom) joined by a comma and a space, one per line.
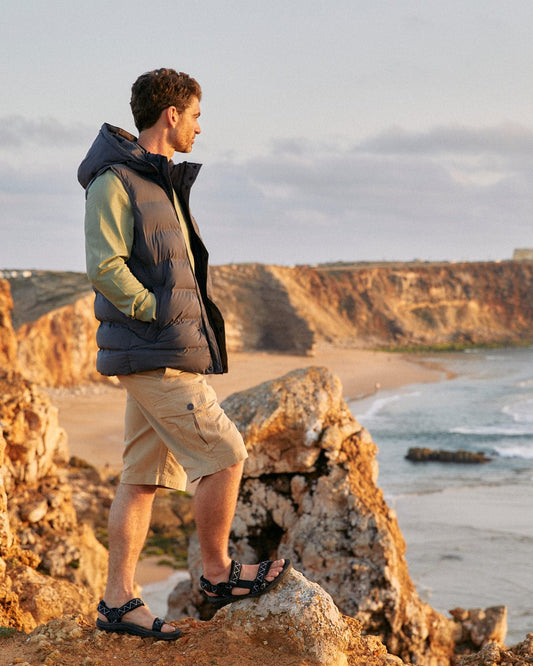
153, 381, 222, 453
191, 399, 225, 451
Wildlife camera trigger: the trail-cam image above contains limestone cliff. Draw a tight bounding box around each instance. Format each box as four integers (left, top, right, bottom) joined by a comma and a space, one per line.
0, 282, 107, 632
10, 261, 533, 387
0, 280, 18, 369
220, 260, 533, 350
17, 294, 101, 387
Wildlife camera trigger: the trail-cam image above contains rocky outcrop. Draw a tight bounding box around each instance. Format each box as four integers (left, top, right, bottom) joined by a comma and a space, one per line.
406, 447, 492, 463
450, 606, 508, 652
0, 287, 107, 632
457, 634, 533, 665
167, 366, 503, 665
17, 294, 102, 388
0, 370, 108, 631
0, 602, 406, 666
217, 568, 405, 665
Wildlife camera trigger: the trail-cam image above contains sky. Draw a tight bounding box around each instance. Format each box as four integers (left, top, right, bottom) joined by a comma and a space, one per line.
2, 1, 533, 271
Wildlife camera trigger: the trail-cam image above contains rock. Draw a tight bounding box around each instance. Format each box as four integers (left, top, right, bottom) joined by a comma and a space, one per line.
450, 606, 507, 649
6, 565, 97, 630
457, 633, 533, 665
0, 279, 18, 368
0, 610, 409, 665
0, 460, 14, 553
0, 292, 107, 632
218, 568, 403, 665
19, 499, 48, 524
406, 447, 491, 463
17, 294, 103, 388
169, 366, 509, 664
0, 371, 69, 491
168, 367, 459, 665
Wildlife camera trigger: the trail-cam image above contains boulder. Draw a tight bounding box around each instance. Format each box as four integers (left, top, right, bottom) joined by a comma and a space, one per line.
450, 606, 508, 649
168, 366, 458, 665
217, 568, 404, 665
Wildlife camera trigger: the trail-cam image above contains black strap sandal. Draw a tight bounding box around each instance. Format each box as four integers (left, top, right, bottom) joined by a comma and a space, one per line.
200, 558, 292, 608
96, 598, 182, 640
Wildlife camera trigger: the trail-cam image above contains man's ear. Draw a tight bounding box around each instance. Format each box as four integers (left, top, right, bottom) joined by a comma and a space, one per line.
166, 106, 179, 127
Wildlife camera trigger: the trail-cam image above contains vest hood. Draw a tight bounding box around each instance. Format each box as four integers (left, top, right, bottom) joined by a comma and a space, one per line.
77, 123, 165, 190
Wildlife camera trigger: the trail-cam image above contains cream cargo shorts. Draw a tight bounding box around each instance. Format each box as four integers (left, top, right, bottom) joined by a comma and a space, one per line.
117, 368, 247, 491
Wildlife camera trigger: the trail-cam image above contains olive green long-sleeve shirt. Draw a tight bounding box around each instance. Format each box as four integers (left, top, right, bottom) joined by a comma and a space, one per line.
84, 169, 195, 322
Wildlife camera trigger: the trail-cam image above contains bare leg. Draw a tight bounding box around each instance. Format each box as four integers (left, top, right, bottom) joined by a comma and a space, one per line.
194, 462, 286, 595
97, 482, 175, 632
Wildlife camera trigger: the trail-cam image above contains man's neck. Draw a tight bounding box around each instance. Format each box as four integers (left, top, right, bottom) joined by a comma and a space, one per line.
137, 130, 173, 160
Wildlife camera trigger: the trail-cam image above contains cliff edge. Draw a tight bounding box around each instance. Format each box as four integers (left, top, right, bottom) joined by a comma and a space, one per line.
9, 260, 533, 388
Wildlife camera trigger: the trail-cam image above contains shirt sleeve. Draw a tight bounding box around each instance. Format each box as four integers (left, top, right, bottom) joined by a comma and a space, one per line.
84, 170, 156, 321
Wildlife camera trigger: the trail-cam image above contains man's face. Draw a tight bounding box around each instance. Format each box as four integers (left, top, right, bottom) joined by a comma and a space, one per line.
172, 96, 201, 153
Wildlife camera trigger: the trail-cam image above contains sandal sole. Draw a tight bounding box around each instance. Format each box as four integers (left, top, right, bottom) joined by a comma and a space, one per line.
96, 618, 182, 640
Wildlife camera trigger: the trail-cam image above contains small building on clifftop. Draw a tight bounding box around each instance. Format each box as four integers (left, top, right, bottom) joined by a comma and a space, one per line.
513, 248, 533, 261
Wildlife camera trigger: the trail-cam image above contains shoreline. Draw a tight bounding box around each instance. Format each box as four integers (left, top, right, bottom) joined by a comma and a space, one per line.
47, 347, 447, 474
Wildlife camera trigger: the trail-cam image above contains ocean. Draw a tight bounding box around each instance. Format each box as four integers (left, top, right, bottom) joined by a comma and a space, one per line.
350, 346, 533, 645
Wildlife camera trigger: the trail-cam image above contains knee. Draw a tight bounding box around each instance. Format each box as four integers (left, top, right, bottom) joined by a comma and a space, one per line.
118, 482, 158, 499
226, 460, 244, 476
201, 461, 244, 483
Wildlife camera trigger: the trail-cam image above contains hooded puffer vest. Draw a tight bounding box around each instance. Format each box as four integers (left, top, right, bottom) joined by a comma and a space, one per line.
78, 124, 227, 377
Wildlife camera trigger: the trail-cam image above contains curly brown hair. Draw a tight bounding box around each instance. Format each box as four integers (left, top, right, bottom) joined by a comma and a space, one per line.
130, 68, 202, 132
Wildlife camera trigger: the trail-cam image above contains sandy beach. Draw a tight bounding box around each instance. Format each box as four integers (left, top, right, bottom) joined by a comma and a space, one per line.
48, 348, 445, 474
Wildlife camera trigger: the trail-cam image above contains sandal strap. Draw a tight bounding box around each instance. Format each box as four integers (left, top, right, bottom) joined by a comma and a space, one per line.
97, 597, 144, 624
200, 560, 241, 595
152, 617, 165, 631
200, 560, 274, 597
228, 560, 242, 586
250, 560, 272, 594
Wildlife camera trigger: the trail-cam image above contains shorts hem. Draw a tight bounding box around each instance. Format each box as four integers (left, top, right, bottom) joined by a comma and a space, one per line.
121, 450, 248, 490
120, 471, 187, 492
188, 449, 248, 484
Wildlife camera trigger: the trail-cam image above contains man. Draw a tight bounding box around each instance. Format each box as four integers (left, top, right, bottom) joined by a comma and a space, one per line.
78, 68, 290, 640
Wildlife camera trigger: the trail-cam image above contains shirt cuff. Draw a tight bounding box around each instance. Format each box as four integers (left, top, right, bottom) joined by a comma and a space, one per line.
133, 291, 157, 321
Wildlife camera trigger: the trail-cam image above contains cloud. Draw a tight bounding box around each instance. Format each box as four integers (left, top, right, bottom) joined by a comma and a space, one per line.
196, 124, 533, 264
0, 115, 94, 148
2, 120, 533, 270
359, 122, 533, 156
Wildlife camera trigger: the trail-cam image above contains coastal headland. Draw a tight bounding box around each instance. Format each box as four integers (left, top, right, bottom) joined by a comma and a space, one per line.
1, 260, 532, 664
